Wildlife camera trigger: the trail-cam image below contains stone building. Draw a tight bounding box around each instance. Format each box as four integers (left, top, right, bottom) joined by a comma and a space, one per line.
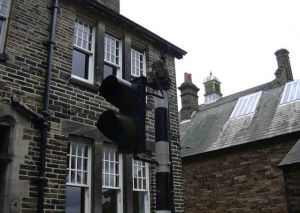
0, 0, 186, 212
179, 49, 300, 212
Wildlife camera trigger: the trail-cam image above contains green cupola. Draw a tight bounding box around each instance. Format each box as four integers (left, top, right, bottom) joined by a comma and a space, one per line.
203, 72, 222, 104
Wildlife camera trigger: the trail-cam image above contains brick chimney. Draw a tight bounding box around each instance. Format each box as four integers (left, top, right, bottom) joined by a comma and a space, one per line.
274, 49, 293, 85
97, 0, 120, 13
178, 73, 199, 121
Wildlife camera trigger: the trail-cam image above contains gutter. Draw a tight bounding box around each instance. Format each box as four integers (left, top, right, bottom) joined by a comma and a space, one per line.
37, 1, 59, 212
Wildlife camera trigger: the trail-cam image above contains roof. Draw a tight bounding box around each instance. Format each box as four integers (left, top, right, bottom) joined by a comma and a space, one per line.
279, 139, 300, 166
181, 80, 300, 157
84, 0, 187, 59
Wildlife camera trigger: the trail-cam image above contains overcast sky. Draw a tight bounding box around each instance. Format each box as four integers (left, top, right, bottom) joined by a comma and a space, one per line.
120, 0, 300, 108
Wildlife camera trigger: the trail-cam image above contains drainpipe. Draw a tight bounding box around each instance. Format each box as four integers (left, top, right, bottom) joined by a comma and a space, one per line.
37, 0, 59, 212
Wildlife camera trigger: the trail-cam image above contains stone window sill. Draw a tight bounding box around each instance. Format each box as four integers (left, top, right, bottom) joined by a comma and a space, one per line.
69, 77, 99, 93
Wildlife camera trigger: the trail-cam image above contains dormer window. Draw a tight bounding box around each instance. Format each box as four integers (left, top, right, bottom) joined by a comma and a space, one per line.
280, 79, 300, 104
230, 91, 262, 119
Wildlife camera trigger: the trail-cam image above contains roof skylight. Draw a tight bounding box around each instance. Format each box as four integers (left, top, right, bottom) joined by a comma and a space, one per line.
280, 79, 300, 104
230, 91, 262, 119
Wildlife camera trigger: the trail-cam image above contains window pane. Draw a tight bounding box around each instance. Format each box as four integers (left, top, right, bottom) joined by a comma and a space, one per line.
282, 83, 292, 103
71, 144, 76, 155
71, 171, 75, 184
0, 0, 9, 17
103, 64, 116, 79
77, 171, 82, 184
102, 189, 118, 213
66, 186, 85, 213
105, 162, 109, 173
71, 157, 76, 169
83, 172, 87, 185
77, 158, 82, 170
296, 81, 300, 100
72, 49, 89, 79
133, 191, 146, 213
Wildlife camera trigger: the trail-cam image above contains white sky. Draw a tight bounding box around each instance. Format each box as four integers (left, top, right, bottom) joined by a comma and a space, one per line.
120, 0, 300, 108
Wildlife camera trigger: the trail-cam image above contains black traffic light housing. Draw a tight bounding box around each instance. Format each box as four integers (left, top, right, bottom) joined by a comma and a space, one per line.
97, 75, 146, 154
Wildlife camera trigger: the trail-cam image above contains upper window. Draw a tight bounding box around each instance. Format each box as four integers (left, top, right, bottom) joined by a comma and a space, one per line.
131, 49, 145, 77
230, 91, 262, 119
0, 0, 11, 52
102, 146, 123, 213
132, 160, 150, 213
71, 20, 95, 83
66, 142, 91, 213
104, 34, 122, 79
280, 80, 300, 104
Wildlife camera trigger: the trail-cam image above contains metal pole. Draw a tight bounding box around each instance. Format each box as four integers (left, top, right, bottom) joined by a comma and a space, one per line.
154, 90, 171, 213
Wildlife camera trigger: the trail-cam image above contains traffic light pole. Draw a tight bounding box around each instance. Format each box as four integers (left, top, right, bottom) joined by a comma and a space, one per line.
154, 90, 171, 213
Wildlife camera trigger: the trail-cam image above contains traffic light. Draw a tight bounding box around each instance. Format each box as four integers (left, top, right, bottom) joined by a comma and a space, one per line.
96, 75, 146, 154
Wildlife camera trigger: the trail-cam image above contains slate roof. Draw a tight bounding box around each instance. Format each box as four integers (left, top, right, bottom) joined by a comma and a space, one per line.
181, 80, 300, 158
279, 139, 300, 166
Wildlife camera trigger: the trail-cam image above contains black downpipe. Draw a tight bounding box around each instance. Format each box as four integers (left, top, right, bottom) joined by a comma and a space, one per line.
37, 0, 59, 212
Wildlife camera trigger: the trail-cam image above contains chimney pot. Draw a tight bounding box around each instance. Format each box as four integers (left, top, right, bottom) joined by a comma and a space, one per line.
184, 72, 192, 83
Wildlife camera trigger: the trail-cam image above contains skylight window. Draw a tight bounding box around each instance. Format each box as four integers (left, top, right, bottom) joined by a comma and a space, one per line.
280, 80, 300, 104
230, 91, 262, 118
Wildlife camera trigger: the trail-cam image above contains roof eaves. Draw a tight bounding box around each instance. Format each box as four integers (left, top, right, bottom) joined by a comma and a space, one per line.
84, 0, 187, 59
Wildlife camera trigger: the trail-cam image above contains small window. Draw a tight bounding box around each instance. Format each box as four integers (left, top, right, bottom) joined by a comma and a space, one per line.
0, 0, 11, 52
104, 34, 122, 79
131, 49, 145, 77
66, 142, 91, 213
280, 80, 300, 104
102, 147, 122, 213
230, 91, 262, 118
132, 160, 150, 213
71, 20, 95, 83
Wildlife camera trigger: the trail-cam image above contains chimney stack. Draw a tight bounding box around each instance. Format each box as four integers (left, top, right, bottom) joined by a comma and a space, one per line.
274, 49, 293, 85
178, 73, 199, 121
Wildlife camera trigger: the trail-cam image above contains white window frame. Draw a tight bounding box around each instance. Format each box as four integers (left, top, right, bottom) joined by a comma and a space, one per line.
66, 142, 92, 213
104, 34, 122, 78
0, 0, 12, 52
102, 146, 123, 213
280, 79, 300, 105
131, 49, 146, 77
132, 160, 150, 213
230, 91, 262, 119
71, 20, 95, 83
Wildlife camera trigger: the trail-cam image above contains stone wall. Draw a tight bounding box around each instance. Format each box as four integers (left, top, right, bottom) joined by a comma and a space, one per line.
0, 0, 184, 212
283, 164, 300, 213
183, 140, 296, 213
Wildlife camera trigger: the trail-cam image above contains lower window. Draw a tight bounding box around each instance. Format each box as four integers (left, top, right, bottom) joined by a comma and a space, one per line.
66, 142, 91, 213
102, 147, 122, 213
132, 160, 150, 213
